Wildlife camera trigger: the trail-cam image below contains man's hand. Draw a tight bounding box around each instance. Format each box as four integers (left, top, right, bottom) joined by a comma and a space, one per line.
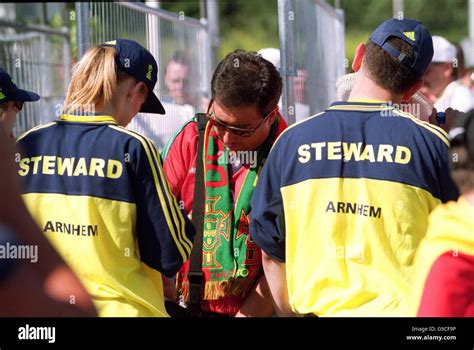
428, 107, 463, 132
235, 275, 274, 317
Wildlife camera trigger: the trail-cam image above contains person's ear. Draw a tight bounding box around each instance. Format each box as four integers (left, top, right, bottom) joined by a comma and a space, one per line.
130, 81, 147, 101
402, 79, 424, 101
443, 63, 454, 79
352, 43, 366, 72
267, 108, 278, 125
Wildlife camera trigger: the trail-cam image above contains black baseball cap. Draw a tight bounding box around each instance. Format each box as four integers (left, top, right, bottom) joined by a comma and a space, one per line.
369, 18, 434, 77
102, 39, 165, 115
0, 68, 40, 104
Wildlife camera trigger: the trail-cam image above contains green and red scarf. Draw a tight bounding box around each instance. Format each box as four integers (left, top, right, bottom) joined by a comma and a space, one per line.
178, 112, 287, 304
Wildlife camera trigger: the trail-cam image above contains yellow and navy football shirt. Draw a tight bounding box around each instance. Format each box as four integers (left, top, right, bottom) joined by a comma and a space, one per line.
410, 197, 474, 316
16, 114, 195, 317
250, 101, 458, 317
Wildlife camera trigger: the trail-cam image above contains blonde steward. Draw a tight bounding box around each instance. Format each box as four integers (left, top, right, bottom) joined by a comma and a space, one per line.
16, 39, 195, 317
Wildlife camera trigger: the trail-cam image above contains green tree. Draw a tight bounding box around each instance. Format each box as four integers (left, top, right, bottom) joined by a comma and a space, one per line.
160, 0, 279, 58
342, 0, 469, 66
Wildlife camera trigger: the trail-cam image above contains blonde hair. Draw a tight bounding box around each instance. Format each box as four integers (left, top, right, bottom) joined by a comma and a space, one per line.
63, 45, 132, 114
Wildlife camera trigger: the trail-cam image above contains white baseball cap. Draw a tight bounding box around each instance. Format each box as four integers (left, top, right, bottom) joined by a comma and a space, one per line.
258, 48, 280, 70
461, 39, 474, 68
431, 35, 457, 63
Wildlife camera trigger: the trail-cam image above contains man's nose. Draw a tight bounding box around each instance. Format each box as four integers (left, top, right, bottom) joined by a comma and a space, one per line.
220, 129, 238, 145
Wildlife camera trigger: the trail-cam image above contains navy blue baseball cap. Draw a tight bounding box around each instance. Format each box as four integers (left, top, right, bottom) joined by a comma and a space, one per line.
0, 68, 40, 104
102, 39, 165, 115
369, 18, 434, 77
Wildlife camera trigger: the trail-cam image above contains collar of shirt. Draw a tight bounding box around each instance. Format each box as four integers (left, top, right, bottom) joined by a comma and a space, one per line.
59, 114, 118, 125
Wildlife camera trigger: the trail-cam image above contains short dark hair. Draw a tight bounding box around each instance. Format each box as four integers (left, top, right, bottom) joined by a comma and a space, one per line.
165, 51, 191, 78
167, 50, 190, 66
211, 49, 282, 115
364, 38, 420, 95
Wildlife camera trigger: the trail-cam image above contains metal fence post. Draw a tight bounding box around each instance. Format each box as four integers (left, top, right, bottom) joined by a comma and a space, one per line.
63, 29, 72, 89
278, 0, 296, 125
470, 0, 474, 48
75, 2, 90, 59
199, 17, 212, 98
392, 0, 404, 18
335, 8, 346, 79
145, 0, 162, 88
207, 0, 220, 69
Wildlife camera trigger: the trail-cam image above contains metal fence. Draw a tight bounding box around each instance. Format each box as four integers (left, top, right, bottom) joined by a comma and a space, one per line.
0, 19, 71, 137
77, 2, 212, 150
278, 0, 346, 124
2, 1, 344, 142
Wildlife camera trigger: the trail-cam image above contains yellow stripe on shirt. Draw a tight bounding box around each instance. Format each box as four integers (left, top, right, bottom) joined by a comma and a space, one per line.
16, 122, 56, 142
144, 136, 193, 252
391, 110, 450, 146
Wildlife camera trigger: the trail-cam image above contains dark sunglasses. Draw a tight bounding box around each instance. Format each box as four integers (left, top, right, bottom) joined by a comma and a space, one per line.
206, 107, 276, 138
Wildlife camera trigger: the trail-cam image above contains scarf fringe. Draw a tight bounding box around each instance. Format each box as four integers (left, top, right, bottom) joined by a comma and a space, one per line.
177, 277, 256, 301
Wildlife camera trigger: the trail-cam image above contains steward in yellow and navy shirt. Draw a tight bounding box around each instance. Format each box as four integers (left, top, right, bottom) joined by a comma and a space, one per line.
16, 114, 195, 317
250, 101, 459, 316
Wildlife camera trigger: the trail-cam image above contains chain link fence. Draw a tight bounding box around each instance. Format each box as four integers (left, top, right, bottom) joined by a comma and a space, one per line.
278, 0, 346, 124
1, 2, 212, 151
79, 2, 212, 150
2, 1, 345, 141
0, 19, 71, 138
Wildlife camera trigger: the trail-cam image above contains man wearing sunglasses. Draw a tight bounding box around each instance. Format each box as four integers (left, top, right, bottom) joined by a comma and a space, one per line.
162, 49, 287, 317
0, 68, 40, 138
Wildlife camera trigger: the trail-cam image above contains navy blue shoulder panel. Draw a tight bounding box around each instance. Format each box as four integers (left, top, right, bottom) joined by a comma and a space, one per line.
17, 122, 144, 203
271, 107, 456, 201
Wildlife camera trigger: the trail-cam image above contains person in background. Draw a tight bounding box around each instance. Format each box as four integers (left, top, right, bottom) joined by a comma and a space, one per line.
257, 48, 310, 122
294, 68, 308, 104
455, 43, 474, 93
16, 39, 195, 317
0, 68, 40, 138
257, 48, 281, 71
163, 50, 193, 106
421, 36, 474, 113
127, 50, 196, 151
198, 91, 211, 113
411, 109, 474, 317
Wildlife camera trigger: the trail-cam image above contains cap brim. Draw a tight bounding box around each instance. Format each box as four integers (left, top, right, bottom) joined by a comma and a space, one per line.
14, 88, 40, 102
140, 90, 166, 115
